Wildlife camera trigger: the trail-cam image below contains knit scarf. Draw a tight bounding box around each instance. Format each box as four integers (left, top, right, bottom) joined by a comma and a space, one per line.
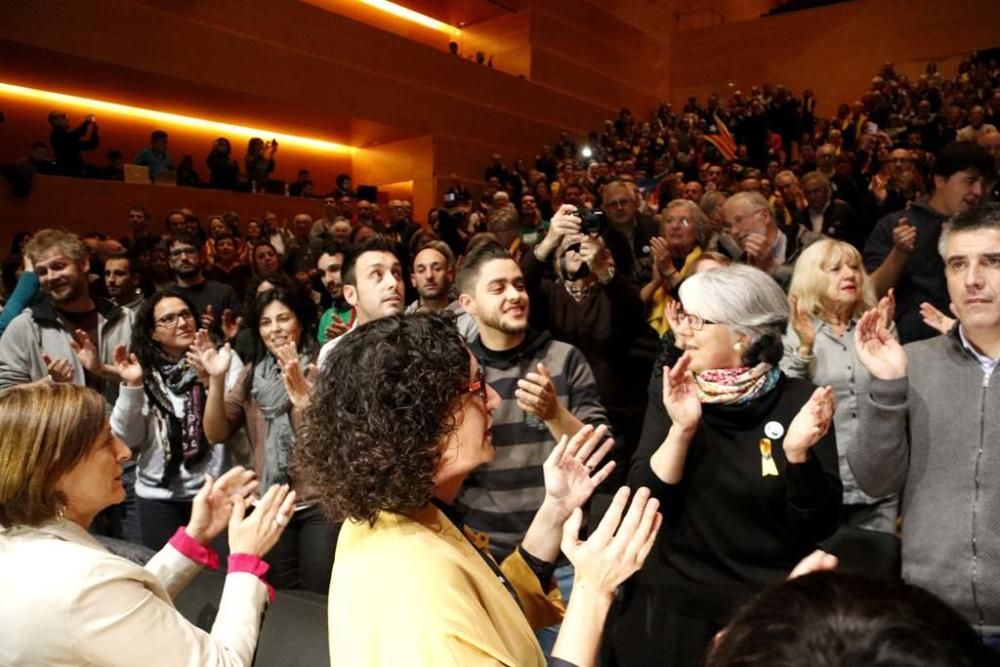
695, 363, 780, 405
145, 359, 209, 487
251, 353, 304, 490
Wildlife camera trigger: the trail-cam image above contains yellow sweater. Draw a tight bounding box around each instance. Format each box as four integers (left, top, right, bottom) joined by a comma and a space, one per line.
329, 504, 565, 666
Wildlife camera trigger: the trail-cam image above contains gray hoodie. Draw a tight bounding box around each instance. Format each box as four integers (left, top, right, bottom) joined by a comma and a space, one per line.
851, 328, 1000, 634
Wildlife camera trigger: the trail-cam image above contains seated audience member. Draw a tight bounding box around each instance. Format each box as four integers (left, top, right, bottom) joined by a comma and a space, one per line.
864, 142, 992, 343
49, 110, 99, 177
205, 234, 252, 299
615, 264, 841, 666
317, 237, 404, 366
957, 105, 998, 143
103, 252, 144, 313
783, 240, 899, 574
316, 243, 353, 345
456, 241, 611, 652
245, 138, 276, 192
0, 382, 295, 666
310, 197, 342, 241
296, 313, 661, 666
199, 286, 338, 594
168, 233, 242, 336
288, 169, 312, 197
978, 130, 1000, 202
851, 201, 1000, 640
28, 140, 57, 175
113, 290, 245, 551
99, 150, 125, 181
706, 572, 998, 667
176, 155, 202, 187
205, 137, 240, 191
641, 199, 707, 335
133, 130, 173, 181
796, 171, 865, 250
283, 214, 322, 276
0, 230, 132, 406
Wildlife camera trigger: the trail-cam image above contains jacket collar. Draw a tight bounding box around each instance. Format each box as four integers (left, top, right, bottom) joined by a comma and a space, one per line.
30, 297, 124, 329
4, 518, 107, 554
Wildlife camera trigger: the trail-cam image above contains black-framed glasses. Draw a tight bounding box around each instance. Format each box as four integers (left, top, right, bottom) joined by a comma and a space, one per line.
676, 307, 717, 331
154, 309, 195, 329
467, 365, 487, 404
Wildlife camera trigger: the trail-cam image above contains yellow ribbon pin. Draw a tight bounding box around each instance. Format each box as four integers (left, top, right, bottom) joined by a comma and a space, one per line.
760, 438, 779, 477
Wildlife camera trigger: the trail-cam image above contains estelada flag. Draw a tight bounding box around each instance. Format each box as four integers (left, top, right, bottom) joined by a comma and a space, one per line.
704, 114, 737, 161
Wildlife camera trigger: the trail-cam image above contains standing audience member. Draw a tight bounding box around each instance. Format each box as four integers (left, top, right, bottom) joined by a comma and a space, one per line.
200, 286, 338, 594
783, 239, 899, 574
206, 138, 241, 191
0, 230, 131, 406
851, 201, 1000, 640
0, 382, 296, 666
616, 264, 841, 666
133, 130, 173, 181
316, 243, 353, 345
168, 233, 242, 336
205, 235, 252, 299
49, 110, 99, 177
864, 142, 992, 343
104, 252, 145, 313
245, 138, 277, 192
642, 199, 707, 335
296, 313, 661, 667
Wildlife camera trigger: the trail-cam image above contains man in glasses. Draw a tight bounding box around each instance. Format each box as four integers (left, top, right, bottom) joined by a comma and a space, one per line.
721, 191, 790, 281
167, 233, 242, 338
0, 229, 132, 406
600, 179, 659, 287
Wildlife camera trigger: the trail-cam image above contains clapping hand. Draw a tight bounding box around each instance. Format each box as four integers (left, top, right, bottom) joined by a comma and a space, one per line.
69, 329, 102, 376
561, 486, 662, 599
854, 306, 907, 380
228, 483, 297, 557
892, 217, 916, 255
221, 308, 243, 342
541, 424, 616, 522
200, 304, 216, 331
275, 342, 317, 410
186, 467, 260, 546
113, 344, 143, 387
783, 386, 835, 463
876, 288, 896, 329
517, 362, 560, 421
190, 329, 233, 379
42, 353, 74, 383
665, 300, 682, 332
324, 317, 349, 342
920, 301, 957, 335
789, 295, 816, 355
662, 352, 702, 432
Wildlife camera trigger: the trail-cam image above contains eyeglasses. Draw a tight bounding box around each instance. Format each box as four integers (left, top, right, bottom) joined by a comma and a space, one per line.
154, 309, 195, 329
728, 208, 766, 229
466, 365, 488, 404
604, 198, 633, 210
676, 307, 717, 331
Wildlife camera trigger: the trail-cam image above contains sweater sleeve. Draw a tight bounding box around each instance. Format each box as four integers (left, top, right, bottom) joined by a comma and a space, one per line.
0, 314, 40, 389
564, 347, 610, 432
782, 429, 842, 543
627, 371, 685, 523
499, 548, 565, 631
0, 271, 39, 337
848, 376, 910, 498
780, 326, 812, 378
110, 384, 150, 451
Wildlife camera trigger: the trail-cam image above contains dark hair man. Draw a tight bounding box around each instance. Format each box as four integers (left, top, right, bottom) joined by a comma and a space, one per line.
104, 252, 144, 312
168, 233, 242, 337
133, 129, 173, 180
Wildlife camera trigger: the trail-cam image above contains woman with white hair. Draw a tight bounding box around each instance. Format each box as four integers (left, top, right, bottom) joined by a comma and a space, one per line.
642, 199, 707, 335
783, 239, 898, 573
610, 264, 843, 666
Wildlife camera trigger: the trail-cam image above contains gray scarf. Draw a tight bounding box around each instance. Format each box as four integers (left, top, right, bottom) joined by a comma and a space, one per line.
250, 354, 303, 490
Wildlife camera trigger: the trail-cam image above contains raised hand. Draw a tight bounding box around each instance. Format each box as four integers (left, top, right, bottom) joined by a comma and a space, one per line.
221, 308, 243, 342
200, 304, 216, 331
649, 236, 675, 278
892, 217, 916, 255
561, 486, 662, 597
541, 424, 616, 521
662, 352, 702, 431
920, 301, 956, 335
854, 307, 907, 380
186, 467, 260, 545
789, 295, 816, 355
664, 300, 682, 333
113, 344, 143, 387
783, 385, 835, 463
536, 205, 582, 259
876, 288, 896, 329
579, 236, 613, 280
788, 549, 839, 579
324, 317, 349, 342
275, 342, 316, 410
69, 329, 102, 375
228, 483, 297, 557
516, 362, 560, 421
190, 329, 232, 379
43, 353, 74, 383
741, 232, 770, 267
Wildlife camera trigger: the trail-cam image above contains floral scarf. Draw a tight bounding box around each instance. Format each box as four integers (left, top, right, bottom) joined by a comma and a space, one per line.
695, 362, 780, 405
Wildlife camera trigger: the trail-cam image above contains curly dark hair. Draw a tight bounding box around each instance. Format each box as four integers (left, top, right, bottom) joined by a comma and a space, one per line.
132, 288, 202, 369
294, 313, 470, 525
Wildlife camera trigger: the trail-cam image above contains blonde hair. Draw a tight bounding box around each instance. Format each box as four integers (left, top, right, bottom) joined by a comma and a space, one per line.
24, 228, 88, 263
788, 239, 876, 320
0, 383, 107, 527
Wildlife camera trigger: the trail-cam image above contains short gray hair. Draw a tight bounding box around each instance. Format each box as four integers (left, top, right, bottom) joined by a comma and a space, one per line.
679, 264, 789, 365
723, 191, 772, 218
663, 199, 709, 247
938, 201, 1000, 258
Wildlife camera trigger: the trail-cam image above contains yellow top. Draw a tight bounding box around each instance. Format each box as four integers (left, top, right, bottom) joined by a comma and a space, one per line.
648, 246, 702, 336
329, 503, 565, 666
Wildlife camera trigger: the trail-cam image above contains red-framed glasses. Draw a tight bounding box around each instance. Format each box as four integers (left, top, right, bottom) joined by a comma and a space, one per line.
467, 365, 487, 404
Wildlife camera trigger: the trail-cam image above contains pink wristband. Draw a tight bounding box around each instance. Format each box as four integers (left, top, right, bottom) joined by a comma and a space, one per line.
169, 527, 220, 570
228, 554, 276, 603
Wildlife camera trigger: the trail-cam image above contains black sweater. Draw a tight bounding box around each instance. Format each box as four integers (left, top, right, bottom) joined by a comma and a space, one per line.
628, 371, 842, 623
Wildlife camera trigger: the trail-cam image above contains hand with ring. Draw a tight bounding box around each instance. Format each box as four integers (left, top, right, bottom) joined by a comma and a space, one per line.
228, 484, 297, 557
186, 467, 259, 546
541, 424, 616, 523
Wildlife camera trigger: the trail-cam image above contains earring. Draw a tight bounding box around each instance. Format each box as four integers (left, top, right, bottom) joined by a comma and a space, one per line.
56, 504, 66, 519
733, 341, 744, 353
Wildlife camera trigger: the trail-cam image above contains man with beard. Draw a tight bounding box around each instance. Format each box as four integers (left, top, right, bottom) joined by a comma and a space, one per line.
0, 229, 131, 406
317, 237, 404, 367
103, 252, 144, 313
456, 241, 609, 654
167, 233, 241, 337
407, 241, 454, 313
316, 242, 354, 344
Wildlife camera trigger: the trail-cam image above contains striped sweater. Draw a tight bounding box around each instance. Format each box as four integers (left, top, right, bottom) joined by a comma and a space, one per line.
460, 329, 609, 560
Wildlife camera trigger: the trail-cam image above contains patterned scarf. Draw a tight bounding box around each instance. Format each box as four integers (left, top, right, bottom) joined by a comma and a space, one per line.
695, 363, 780, 405
145, 359, 209, 487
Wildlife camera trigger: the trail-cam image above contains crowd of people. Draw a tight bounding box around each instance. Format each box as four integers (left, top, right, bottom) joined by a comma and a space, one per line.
0, 50, 1000, 666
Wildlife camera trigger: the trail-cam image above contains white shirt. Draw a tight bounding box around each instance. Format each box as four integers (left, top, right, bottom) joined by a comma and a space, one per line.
959, 325, 1000, 378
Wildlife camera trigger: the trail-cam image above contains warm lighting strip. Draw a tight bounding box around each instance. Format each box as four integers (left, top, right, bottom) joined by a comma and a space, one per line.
357, 0, 461, 36
0, 82, 354, 154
